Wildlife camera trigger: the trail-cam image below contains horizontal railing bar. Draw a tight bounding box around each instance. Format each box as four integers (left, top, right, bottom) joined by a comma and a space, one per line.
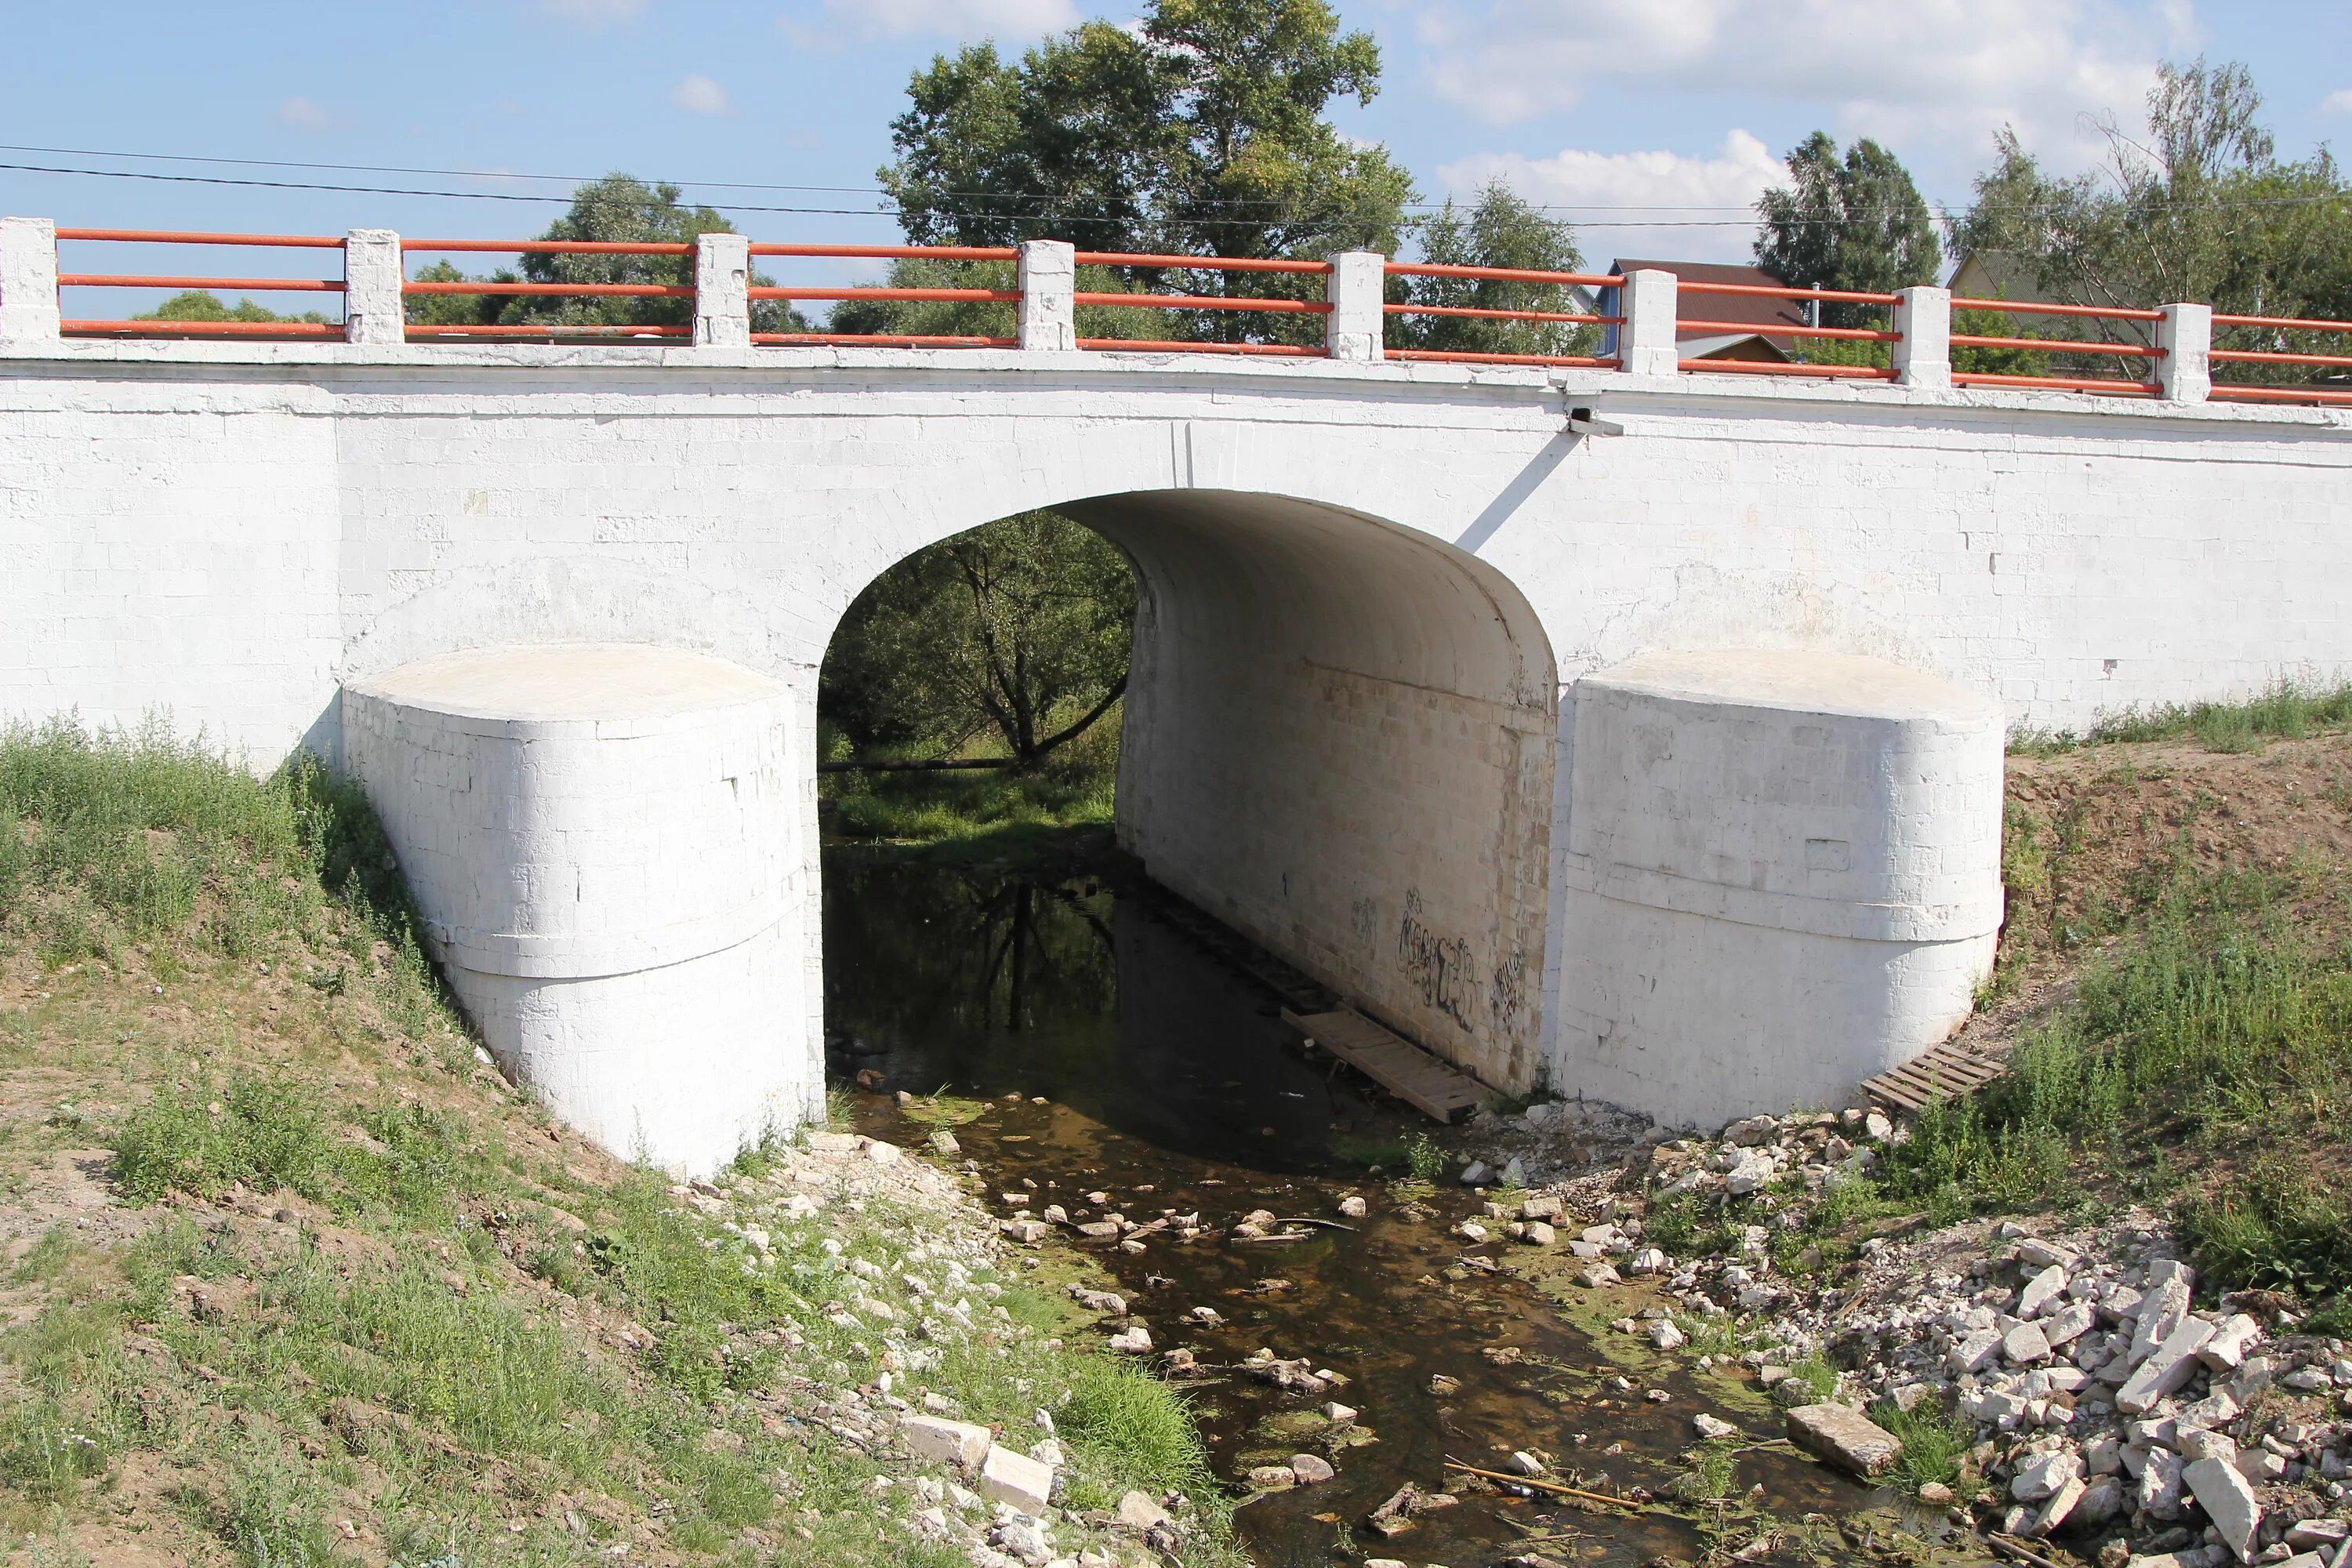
2210, 350, 2352, 368
403, 323, 690, 337
1074, 292, 1330, 314
62, 319, 343, 336
1076, 339, 1323, 357
56, 228, 343, 248
1388, 349, 1620, 368
1677, 359, 1894, 379
1381, 263, 1619, 288
1678, 318, 1900, 343
1950, 371, 2158, 394
1949, 333, 2165, 358
2212, 313, 2352, 332
403, 281, 691, 297
401, 239, 694, 255
1677, 281, 1899, 305
746, 286, 1019, 303
748, 242, 1018, 260
2209, 384, 2352, 405
1076, 252, 1331, 274
1384, 303, 1614, 325
60, 274, 343, 292
1951, 296, 2165, 322
753, 332, 1018, 347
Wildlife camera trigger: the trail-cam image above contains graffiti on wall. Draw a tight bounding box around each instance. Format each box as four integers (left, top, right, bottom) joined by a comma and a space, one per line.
1397, 888, 1476, 1031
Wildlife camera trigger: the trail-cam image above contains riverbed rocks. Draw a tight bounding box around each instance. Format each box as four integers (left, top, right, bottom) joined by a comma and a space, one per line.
1786, 1403, 1904, 1475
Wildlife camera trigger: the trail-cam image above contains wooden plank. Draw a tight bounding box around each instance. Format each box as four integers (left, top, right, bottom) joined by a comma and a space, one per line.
1863, 1035, 2020, 1113
1282, 1007, 1490, 1123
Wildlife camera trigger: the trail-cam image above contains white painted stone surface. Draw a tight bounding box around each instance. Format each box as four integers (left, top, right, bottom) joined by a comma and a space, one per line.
3, 335, 2350, 1149
342, 644, 811, 1173
1553, 651, 2005, 1123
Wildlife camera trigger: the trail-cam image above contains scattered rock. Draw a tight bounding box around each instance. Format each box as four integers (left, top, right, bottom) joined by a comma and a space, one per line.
1693, 1413, 1738, 1440
903, 1415, 993, 1469
1290, 1453, 1336, 1485
978, 1445, 1056, 1515
1784, 1404, 1903, 1476
2180, 1454, 2260, 1562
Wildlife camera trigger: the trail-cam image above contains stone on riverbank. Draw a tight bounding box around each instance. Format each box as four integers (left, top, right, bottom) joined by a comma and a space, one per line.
1785, 1404, 1903, 1476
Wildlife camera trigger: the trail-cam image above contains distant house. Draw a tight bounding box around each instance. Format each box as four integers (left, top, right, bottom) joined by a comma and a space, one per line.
1596, 260, 1796, 365
1946, 251, 2059, 306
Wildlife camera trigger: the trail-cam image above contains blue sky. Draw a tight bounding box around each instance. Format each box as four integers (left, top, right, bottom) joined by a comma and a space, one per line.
4, 0, 2347, 289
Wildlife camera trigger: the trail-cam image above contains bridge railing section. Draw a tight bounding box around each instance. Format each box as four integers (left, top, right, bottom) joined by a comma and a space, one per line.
1672, 279, 1901, 381
49, 228, 348, 340
1378, 261, 1622, 368
5, 217, 2352, 410
1947, 297, 2167, 397
2209, 313, 2352, 408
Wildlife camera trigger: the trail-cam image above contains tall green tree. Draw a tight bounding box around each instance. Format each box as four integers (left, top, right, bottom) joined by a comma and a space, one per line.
880, 0, 1410, 261
822, 512, 1135, 771
1755, 132, 1942, 326
1390, 183, 1592, 359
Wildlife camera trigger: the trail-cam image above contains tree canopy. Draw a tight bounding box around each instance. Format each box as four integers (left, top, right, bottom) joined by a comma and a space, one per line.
1755, 132, 1942, 326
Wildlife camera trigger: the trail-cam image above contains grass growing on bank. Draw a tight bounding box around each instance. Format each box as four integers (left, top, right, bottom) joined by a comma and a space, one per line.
0, 717, 1237, 1566
2012, 677, 2352, 756
818, 705, 1120, 844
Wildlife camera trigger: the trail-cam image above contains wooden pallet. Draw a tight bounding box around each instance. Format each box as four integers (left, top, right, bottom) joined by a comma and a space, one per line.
1860, 1040, 2011, 1114
1281, 1007, 1490, 1123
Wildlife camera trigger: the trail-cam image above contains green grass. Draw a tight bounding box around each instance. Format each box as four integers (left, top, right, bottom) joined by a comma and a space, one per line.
1867, 1399, 1976, 1498
2012, 677, 2352, 756
1880, 862, 2352, 1305
818, 706, 1120, 844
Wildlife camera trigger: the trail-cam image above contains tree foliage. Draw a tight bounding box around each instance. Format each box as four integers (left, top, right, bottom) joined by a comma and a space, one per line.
1388, 182, 1591, 358
403, 174, 806, 334
136, 291, 328, 325
822, 512, 1135, 770
1755, 132, 1942, 327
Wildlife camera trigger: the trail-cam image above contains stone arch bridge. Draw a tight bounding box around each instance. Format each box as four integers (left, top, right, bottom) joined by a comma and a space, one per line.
5, 220, 2351, 1171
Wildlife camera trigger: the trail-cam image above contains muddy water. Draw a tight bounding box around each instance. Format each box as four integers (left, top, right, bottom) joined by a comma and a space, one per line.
825, 850, 1873, 1567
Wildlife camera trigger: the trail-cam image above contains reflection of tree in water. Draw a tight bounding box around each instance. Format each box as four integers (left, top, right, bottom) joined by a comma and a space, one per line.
825, 860, 1116, 1057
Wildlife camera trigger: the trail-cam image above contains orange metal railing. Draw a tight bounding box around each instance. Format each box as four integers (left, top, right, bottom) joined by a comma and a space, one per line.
746, 242, 1020, 348
2208, 313, 2352, 408
1672, 281, 1900, 381
400, 238, 696, 340
53, 228, 347, 340
1947, 297, 2165, 396
1381, 262, 1621, 368
1069, 252, 1332, 356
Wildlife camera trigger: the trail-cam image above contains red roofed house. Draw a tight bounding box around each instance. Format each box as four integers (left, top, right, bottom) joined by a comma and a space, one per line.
1596, 259, 1797, 365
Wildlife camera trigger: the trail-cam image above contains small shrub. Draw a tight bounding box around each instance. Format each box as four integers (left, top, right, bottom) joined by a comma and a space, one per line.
1403, 1132, 1445, 1182
1869, 1398, 1973, 1496
111, 1076, 331, 1204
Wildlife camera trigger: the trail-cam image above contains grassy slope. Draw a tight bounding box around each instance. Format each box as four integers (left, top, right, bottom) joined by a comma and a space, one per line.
0, 720, 1230, 1568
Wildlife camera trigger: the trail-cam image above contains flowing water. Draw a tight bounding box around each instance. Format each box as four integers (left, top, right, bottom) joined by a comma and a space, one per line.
825, 847, 1881, 1567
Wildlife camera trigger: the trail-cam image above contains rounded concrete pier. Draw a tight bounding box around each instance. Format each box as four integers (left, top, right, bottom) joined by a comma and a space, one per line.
343, 643, 810, 1174
1553, 649, 2005, 1126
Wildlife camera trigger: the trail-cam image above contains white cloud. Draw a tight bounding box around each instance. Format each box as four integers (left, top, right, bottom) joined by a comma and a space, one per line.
670, 74, 731, 115
1439, 130, 1788, 264
540, 0, 645, 24
276, 96, 331, 132
2323, 89, 2352, 115
1417, 0, 2169, 171
794, 0, 1077, 45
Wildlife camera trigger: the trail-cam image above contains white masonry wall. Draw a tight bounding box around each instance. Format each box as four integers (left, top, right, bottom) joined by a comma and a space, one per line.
342, 644, 812, 1174
3, 338, 2350, 1148
1554, 650, 2006, 1123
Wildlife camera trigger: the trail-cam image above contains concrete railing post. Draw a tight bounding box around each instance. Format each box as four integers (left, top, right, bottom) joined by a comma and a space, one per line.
1017, 239, 1076, 352
1323, 249, 1385, 361
694, 231, 751, 349
1617, 267, 1679, 377
1891, 285, 1951, 389
0, 216, 62, 350
343, 229, 406, 347
2158, 302, 2212, 405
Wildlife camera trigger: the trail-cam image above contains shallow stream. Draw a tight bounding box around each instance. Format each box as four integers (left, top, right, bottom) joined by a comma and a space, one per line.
824, 848, 1878, 1567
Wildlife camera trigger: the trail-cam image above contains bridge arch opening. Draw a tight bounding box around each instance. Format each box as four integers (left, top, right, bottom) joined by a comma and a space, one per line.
817, 488, 1559, 1099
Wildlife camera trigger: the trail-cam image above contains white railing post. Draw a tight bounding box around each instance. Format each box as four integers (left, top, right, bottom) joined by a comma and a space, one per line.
694, 231, 751, 349
1617, 267, 1679, 377
1891, 285, 1951, 389
0, 216, 62, 350
2158, 303, 2212, 405
1017, 239, 1076, 352
1324, 249, 1385, 361
343, 229, 406, 346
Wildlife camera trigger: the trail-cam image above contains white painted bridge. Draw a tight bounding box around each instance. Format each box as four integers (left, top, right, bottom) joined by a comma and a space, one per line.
5, 217, 2351, 1173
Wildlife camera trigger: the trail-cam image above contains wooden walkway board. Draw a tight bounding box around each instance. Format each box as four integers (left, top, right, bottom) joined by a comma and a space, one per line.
1282, 1007, 1490, 1123
1861, 1040, 2011, 1115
